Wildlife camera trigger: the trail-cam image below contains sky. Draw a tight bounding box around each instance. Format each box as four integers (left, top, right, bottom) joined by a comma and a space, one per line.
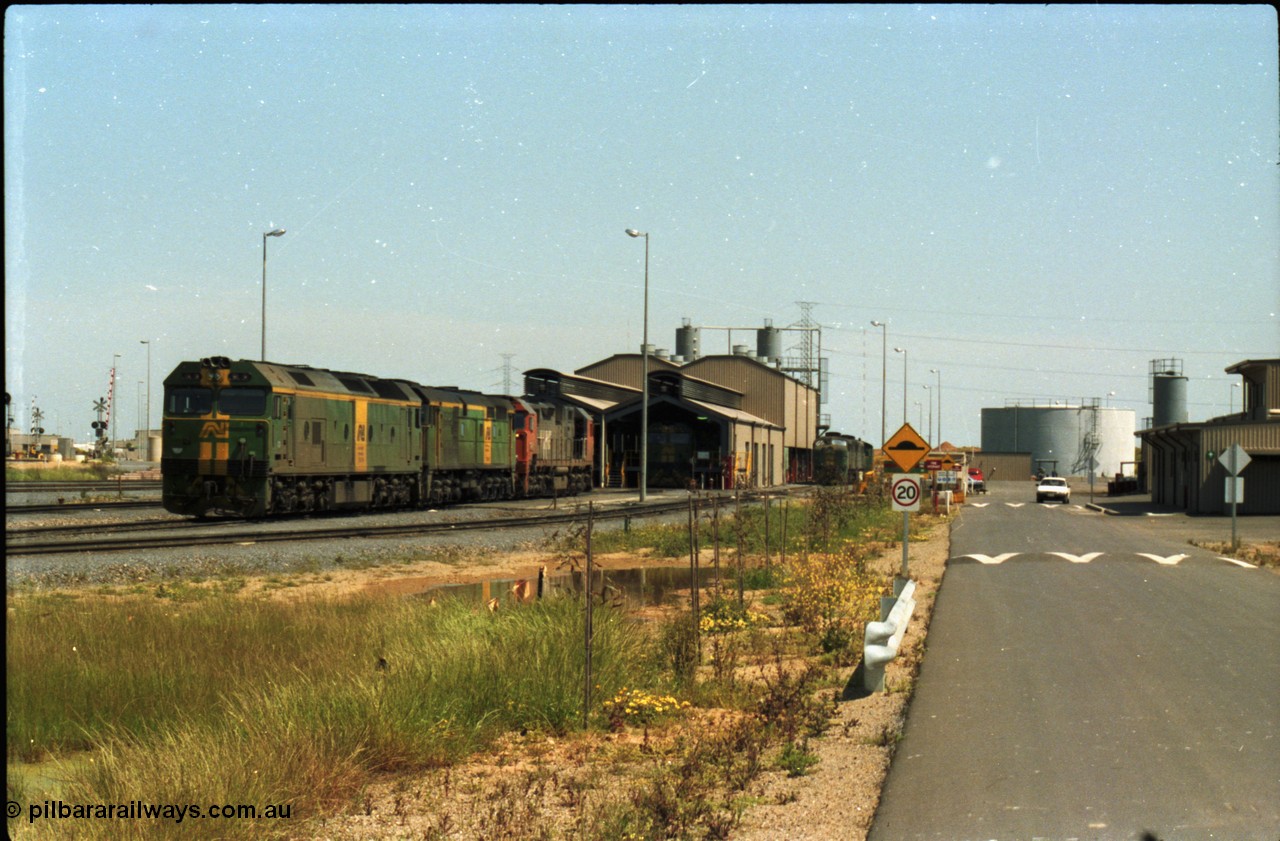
5, 4, 1278, 448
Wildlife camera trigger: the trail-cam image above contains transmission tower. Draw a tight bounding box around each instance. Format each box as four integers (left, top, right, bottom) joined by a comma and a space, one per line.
782, 301, 826, 400
494, 353, 518, 395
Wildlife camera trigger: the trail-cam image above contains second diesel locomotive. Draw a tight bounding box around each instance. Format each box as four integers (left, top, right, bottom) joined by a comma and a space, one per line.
812, 432, 874, 486
161, 357, 592, 517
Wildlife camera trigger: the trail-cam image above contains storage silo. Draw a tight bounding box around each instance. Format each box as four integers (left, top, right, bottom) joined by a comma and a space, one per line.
1150, 359, 1188, 427
981, 404, 1137, 478
675, 320, 701, 361
756, 320, 782, 364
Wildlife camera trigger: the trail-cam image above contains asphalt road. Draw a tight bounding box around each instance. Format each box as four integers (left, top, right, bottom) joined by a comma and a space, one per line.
869, 482, 1279, 841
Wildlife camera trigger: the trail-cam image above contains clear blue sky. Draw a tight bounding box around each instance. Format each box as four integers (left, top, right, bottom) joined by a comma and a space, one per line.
6, 5, 1277, 447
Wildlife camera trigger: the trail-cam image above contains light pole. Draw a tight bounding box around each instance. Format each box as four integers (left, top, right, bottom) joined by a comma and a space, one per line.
140, 340, 151, 458
871, 321, 887, 450
112, 353, 121, 453
1231, 382, 1241, 414
894, 347, 908, 425
923, 384, 933, 444
930, 368, 941, 447
625, 228, 649, 501
137, 381, 144, 451
261, 228, 286, 361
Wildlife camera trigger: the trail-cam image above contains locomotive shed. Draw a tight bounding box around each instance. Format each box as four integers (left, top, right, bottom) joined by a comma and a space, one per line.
528, 347, 827, 492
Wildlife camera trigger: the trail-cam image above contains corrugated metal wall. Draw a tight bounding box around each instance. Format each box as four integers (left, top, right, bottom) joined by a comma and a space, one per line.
967, 452, 1034, 482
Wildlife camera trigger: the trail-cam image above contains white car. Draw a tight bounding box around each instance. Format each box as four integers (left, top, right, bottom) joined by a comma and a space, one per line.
1036, 477, 1071, 504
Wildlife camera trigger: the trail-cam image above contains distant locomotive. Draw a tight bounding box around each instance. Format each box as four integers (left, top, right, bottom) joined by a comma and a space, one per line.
812, 432, 874, 486
161, 357, 592, 517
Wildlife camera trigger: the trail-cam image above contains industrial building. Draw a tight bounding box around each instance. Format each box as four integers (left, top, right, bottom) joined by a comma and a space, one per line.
524, 320, 828, 490
5, 432, 75, 461
980, 402, 1137, 479
1140, 358, 1280, 515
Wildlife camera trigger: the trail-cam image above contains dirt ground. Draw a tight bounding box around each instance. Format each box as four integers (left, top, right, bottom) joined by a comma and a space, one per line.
305, 520, 951, 841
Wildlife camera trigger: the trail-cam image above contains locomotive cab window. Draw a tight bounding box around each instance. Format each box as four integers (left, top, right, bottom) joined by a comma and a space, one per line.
219, 388, 267, 416
166, 388, 213, 416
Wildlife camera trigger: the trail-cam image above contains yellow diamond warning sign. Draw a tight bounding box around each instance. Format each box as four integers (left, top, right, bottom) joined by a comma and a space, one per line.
883, 423, 930, 474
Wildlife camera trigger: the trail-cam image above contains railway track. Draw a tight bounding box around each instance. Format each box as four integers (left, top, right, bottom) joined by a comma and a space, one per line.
5, 498, 698, 557
6, 480, 162, 494
7, 500, 160, 515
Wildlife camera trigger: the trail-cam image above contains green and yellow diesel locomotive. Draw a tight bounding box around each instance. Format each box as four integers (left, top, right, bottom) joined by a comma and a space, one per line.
812, 432, 874, 486
161, 357, 591, 517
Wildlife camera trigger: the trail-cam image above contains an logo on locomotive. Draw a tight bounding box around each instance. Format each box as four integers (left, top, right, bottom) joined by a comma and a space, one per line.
199, 420, 230, 438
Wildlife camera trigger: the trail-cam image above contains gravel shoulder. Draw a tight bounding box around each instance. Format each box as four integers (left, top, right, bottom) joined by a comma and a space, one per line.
729, 522, 948, 841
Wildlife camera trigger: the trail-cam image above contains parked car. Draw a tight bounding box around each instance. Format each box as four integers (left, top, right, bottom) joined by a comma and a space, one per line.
967, 467, 986, 494
1036, 476, 1071, 504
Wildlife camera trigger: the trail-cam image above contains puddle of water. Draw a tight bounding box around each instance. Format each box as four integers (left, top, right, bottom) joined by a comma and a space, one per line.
416, 565, 724, 608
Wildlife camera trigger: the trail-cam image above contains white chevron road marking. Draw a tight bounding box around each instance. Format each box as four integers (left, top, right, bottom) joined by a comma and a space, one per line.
962, 553, 1021, 565
1005, 503, 1025, 508
1219, 557, 1258, 568
1138, 553, 1188, 566
970, 503, 990, 508
1049, 552, 1104, 564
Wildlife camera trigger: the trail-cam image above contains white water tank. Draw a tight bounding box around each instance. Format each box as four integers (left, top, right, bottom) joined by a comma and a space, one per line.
981, 405, 1136, 478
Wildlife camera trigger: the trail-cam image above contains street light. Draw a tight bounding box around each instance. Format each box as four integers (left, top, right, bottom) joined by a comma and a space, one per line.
112, 353, 121, 453
140, 340, 151, 460
625, 228, 650, 502
894, 347, 908, 425
261, 228, 286, 361
923, 384, 933, 444
871, 321, 887, 449
137, 381, 144, 450
929, 368, 941, 447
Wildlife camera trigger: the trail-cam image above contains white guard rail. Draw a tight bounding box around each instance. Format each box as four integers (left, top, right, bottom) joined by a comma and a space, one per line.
862, 579, 917, 693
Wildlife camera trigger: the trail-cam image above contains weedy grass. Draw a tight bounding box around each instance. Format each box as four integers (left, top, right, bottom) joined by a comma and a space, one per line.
7, 593, 659, 840
8, 489, 926, 840
6, 463, 121, 482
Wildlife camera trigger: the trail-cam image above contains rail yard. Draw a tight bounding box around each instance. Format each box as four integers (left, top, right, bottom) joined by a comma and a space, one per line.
5, 483, 789, 587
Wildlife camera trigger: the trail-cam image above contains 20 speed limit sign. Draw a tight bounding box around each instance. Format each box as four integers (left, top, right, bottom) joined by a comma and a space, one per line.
891, 474, 921, 512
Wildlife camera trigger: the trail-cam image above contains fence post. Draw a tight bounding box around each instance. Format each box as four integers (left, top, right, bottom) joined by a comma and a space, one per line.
583, 502, 594, 729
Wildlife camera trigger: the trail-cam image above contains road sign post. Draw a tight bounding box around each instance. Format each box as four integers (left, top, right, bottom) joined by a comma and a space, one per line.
890, 474, 921, 581
884, 421, 930, 590
1219, 444, 1251, 551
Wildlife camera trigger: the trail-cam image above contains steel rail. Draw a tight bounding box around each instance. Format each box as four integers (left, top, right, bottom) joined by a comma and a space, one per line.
7, 500, 160, 515
6, 481, 162, 494
5, 499, 696, 557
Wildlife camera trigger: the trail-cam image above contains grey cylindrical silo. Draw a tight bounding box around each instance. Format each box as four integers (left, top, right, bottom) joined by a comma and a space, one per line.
1152, 373, 1188, 426
981, 405, 1136, 478
675, 322, 701, 361
756, 325, 782, 363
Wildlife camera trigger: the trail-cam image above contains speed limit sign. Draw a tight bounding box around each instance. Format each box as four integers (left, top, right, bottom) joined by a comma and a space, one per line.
891, 474, 921, 512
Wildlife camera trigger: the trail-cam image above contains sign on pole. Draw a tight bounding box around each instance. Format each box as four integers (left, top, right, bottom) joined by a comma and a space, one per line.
884, 423, 930, 474
890, 473, 920, 581
1218, 443, 1250, 551
890, 474, 921, 512
1219, 444, 1251, 476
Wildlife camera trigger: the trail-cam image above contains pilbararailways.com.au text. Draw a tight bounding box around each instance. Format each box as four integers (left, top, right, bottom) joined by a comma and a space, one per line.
10, 799, 292, 824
